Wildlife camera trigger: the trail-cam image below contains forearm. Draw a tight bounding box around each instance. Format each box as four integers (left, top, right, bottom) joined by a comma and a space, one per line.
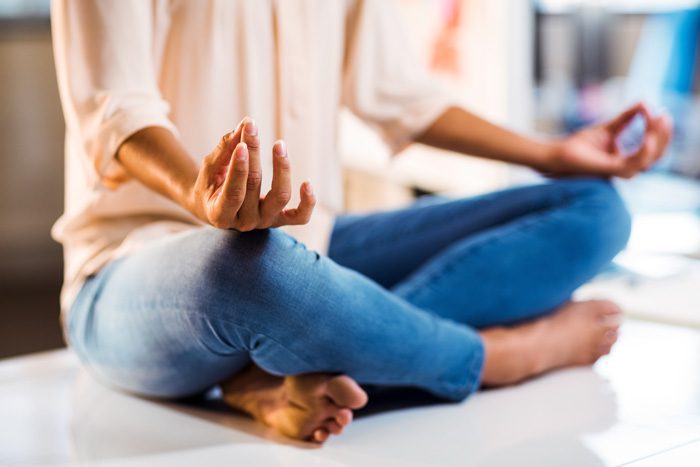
115, 126, 199, 214
415, 106, 557, 171
114, 121, 316, 230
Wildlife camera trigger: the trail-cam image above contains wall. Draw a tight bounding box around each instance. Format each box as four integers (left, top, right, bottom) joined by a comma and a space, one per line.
341, 0, 535, 212
0, 19, 65, 358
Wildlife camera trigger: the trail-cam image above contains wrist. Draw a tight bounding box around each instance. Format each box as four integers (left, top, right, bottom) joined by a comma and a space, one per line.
535, 138, 564, 173
177, 169, 203, 221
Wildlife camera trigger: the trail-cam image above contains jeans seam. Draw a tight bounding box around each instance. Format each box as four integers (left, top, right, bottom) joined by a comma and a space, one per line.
189, 310, 324, 374
77, 278, 476, 397
176, 305, 478, 397
430, 331, 485, 401
116, 296, 315, 369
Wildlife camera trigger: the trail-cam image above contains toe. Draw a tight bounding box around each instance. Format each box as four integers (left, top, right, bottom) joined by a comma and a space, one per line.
598, 329, 618, 355
597, 300, 622, 316
599, 313, 621, 327
604, 329, 618, 344
312, 428, 330, 443
326, 419, 344, 435
326, 375, 368, 409
598, 341, 614, 356
336, 408, 353, 426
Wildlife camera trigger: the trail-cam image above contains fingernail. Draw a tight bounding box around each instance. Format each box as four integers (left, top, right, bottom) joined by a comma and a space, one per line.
304, 182, 313, 195
274, 140, 287, 157
244, 118, 257, 136
236, 142, 248, 161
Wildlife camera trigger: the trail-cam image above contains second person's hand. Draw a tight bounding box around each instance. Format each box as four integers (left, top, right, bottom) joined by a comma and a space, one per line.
190, 117, 316, 231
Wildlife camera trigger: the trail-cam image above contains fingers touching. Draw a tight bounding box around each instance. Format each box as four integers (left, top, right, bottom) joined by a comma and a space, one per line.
592, 102, 672, 178
203, 116, 315, 230
200, 124, 242, 197
615, 112, 673, 178
605, 101, 651, 135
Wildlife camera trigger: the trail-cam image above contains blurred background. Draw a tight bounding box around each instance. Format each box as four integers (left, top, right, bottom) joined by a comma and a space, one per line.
0, 0, 64, 358
1, 0, 699, 359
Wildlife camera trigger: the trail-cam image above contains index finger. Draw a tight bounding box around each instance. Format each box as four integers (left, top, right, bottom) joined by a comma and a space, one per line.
606, 101, 651, 134
617, 129, 659, 178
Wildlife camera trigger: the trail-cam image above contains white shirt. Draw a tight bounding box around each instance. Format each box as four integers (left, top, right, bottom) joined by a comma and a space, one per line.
51, 0, 453, 314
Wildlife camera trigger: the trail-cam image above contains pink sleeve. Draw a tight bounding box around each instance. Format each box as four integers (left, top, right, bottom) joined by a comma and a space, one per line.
51, 0, 177, 187
341, 0, 456, 154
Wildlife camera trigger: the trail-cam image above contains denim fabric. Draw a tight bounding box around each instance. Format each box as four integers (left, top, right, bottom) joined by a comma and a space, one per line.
68, 178, 630, 401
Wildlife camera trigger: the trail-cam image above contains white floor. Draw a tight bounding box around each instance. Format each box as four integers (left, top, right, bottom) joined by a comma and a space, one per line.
1, 319, 700, 467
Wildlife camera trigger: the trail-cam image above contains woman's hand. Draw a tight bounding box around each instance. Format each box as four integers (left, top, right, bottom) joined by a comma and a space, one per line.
548, 102, 673, 179
190, 117, 315, 231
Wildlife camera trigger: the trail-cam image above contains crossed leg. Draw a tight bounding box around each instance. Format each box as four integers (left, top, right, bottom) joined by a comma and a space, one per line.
67, 179, 630, 443
328, 178, 631, 384
220, 178, 631, 441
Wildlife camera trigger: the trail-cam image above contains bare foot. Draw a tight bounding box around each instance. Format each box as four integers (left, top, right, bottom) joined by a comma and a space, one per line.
479, 300, 621, 386
221, 365, 368, 443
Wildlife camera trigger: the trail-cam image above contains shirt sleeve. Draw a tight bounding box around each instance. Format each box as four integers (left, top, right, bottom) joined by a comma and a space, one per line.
51, 0, 178, 188
341, 0, 456, 154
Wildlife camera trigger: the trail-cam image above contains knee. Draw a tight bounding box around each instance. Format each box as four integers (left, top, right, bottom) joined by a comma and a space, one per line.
200, 226, 291, 250
185, 225, 323, 327
193, 227, 321, 306
564, 178, 632, 259
201, 226, 315, 274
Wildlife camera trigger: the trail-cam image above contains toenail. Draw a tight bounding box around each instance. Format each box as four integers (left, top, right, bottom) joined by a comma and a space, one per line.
314, 428, 329, 443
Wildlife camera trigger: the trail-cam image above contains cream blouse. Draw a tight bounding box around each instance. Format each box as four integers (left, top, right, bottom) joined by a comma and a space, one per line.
51, 0, 453, 314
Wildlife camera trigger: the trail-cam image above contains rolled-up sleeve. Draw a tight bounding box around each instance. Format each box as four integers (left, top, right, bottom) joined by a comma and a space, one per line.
341, 0, 455, 154
51, 0, 177, 187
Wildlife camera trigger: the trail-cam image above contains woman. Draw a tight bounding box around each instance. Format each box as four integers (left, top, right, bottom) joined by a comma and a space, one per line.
52, 0, 671, 443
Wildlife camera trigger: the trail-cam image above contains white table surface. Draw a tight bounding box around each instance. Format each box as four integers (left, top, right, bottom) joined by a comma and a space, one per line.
1, 319, 699, 467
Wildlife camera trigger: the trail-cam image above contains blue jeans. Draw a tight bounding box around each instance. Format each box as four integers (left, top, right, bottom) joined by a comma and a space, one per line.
67, 178, 631, 401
